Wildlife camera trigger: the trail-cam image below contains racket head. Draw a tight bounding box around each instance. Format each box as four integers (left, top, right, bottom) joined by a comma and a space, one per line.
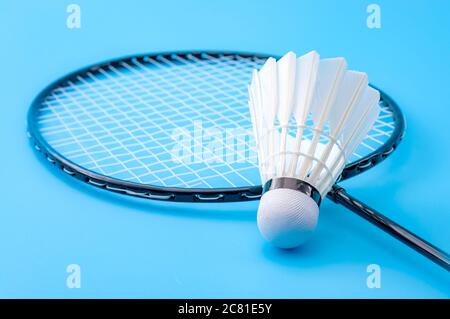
27, 51, 405, 202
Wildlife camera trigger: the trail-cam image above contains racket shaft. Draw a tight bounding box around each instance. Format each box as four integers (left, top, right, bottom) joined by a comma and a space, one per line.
329, 186, 450, 271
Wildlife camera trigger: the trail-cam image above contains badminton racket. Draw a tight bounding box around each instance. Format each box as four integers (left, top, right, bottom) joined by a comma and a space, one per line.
27, 51, 449, 270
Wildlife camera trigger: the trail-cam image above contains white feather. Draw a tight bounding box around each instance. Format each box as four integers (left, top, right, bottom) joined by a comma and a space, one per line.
288, 51, 320, 176
258, 58, 278, 178
308, 70, 368, 184
248, 51, 380, 195
276, 51, 297, 176
297, 57, 347, 181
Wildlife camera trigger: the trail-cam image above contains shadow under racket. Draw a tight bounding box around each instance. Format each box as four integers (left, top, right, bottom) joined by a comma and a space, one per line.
29, 140, 258, 222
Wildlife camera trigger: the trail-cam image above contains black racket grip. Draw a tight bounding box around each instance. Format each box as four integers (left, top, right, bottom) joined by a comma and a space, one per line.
328, 186, 450, 271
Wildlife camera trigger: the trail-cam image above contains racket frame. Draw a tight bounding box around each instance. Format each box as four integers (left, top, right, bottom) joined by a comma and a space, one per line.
27, 51, 405, 202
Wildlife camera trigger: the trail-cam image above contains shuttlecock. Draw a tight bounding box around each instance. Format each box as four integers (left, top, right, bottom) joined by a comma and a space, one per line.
248, 51, 380, 248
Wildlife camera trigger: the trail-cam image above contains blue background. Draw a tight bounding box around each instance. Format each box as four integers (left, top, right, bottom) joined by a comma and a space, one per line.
0, 0, 449, 298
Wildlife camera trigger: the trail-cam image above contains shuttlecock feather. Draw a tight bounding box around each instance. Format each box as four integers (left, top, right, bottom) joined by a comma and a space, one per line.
248, 51, 380, 248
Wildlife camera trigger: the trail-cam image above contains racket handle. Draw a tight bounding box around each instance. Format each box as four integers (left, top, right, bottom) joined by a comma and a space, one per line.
328, 186, 450, 271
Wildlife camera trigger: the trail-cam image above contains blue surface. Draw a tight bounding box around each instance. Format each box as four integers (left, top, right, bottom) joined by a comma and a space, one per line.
0, 0, 449, 298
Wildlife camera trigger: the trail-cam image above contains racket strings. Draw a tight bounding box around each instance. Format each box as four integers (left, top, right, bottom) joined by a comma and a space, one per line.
37, 54, 261, 188
35, 53, 395, 189
120, 57, 258, 186
117, 60, 256, 187
107, 62, 249, 187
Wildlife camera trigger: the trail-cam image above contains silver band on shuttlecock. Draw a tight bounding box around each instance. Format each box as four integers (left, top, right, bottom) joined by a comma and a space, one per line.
262, 177, 322, 206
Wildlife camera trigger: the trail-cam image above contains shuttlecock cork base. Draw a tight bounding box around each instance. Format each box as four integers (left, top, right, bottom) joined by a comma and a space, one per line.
257, 178, 321, 249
